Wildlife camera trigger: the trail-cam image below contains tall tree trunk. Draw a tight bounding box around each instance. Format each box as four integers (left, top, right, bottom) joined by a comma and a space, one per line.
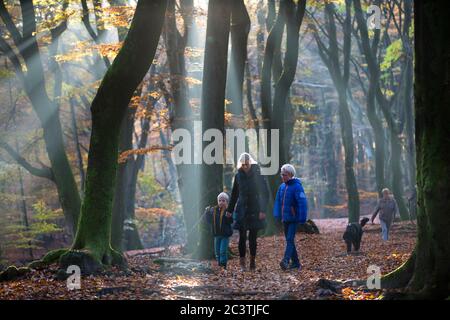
382, 0, 450, 299
314, 0, 360, 222
410, 0, 450, 296
197, 0, 231, 259
59, 0, 167, 273
402, 0, 416, 205
163, 0, 199, 253
271, 0, 306, 167
109, 0, 146, 252
321, 95, 339, 218
367, 82, 385, 196
5, 59, 34, 259
111, 98, 144, 252
226, 0, 249, 119
69, 96, 86, 195
120, 113, 150, 251
336, 84, 360, 223
224, 0, 251, 190
263, 0, 306, 235
353, 0, 409, 219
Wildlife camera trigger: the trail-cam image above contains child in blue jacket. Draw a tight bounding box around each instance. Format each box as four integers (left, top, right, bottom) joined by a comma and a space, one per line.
273, 164, 308, 270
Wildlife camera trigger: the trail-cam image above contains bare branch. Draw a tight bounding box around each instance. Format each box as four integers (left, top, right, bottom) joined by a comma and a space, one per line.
0, 139, 54, 181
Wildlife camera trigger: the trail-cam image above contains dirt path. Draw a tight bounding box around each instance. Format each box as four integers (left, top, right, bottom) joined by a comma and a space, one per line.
0, 221, 416, 300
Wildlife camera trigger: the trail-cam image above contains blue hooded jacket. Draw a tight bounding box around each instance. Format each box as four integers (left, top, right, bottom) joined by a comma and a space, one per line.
273, 177, 308, 223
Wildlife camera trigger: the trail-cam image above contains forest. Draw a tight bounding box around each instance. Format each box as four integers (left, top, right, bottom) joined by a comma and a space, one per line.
0, 0, 449, 301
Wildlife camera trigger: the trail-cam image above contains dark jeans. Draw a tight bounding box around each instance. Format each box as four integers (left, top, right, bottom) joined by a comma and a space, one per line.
239, 228, 258, 257
282, 222, 300, 266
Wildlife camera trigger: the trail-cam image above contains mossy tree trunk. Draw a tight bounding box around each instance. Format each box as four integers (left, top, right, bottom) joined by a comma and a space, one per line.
381, 0, 450, 299
110, 0, 144, 252
60, 0, 167, 272
408, 0, 450, 298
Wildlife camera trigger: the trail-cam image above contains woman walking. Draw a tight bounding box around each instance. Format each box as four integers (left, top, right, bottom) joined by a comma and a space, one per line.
227, 153, 269, 271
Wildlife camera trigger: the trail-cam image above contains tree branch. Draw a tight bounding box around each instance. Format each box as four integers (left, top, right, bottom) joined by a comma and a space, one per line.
0, 37, 26, 84
0, 0, 23, 48
0, 140, 54, 181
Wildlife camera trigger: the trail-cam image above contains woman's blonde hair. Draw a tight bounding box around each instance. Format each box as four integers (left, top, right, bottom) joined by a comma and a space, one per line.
236, 152, 257, 169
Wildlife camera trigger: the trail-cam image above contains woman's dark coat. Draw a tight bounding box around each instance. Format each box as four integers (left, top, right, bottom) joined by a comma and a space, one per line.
227, 164, 269, 231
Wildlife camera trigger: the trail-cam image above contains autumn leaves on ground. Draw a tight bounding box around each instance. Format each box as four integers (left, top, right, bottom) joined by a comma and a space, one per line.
0, 219, 415, 300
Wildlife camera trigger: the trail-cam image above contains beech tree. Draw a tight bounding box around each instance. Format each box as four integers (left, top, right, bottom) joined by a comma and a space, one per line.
381, 0, 450, 299
197, 0, 232, 259
41, 0, 168, 273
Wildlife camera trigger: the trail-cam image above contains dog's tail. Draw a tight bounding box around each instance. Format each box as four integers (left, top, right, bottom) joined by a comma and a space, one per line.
360, 217, 370, 227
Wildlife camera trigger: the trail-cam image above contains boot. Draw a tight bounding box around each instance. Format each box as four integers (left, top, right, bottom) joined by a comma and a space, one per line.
239, 257, 246, 271
250, 256, 256, 271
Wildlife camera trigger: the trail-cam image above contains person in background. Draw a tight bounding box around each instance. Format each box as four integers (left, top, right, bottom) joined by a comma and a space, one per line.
371, 188, 398, 241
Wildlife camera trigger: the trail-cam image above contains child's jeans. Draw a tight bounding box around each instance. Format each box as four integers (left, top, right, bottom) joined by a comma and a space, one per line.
214, 236, 229, 266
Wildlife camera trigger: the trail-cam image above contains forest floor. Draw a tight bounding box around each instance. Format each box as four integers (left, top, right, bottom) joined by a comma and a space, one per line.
0, 218, 416, 300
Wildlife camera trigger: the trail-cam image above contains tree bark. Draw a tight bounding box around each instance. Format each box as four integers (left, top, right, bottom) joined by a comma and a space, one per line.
262, 0, 307, 235
163, 0, 200, 253
197, 0, 231, 259
408, 0, 450, 298
107, 0, 146, 252
382, 0, 450, 299
321, 95, 339, 217
69, 96, 86, 195
59, 0, 167, 272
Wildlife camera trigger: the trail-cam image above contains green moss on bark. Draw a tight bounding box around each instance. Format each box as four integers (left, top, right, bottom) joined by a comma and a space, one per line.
60, 0, 167, 273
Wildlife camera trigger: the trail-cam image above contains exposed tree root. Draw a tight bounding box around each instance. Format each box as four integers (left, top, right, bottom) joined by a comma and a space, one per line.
25, 246, 127, 277
59, 247, 126, 275
27, 248, 69, 270
0, 265, 31, 282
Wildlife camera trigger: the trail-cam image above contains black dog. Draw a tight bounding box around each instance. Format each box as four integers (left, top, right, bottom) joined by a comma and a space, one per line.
343, 217, 370, 254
